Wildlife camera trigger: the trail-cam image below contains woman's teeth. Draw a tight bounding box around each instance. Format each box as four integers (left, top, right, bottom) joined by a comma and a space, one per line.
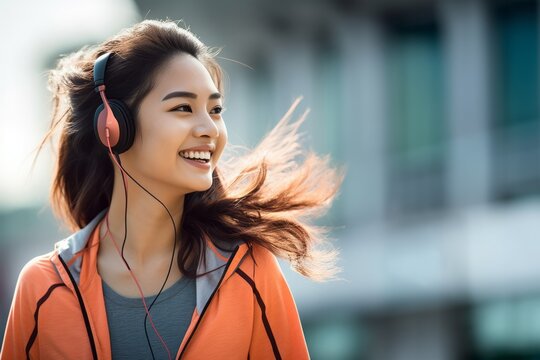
179, 150, 211, 163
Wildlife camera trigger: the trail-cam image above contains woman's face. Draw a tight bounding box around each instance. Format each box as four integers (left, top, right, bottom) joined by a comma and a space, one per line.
122, 53, 227, 196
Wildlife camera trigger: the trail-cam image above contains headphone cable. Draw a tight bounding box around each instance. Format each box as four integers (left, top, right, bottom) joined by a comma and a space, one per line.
105, 130, 177, 360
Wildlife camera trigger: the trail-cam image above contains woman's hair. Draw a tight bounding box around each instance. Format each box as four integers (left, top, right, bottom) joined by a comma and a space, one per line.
39, 19, 345, 281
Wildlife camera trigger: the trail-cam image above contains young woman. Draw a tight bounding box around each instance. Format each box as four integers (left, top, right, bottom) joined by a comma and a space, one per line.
1, 19, 344, 359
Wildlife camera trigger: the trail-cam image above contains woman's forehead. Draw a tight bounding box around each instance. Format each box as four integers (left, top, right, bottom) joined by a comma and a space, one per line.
153, 53, 219, 98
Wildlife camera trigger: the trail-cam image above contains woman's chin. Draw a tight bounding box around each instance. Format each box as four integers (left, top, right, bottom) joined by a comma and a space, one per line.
167, 169, 214, 194
192, 184, 212, 193
183, 179, 213, 193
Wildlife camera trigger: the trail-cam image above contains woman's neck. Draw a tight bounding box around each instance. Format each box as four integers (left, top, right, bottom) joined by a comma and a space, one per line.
99, 173, 185, 267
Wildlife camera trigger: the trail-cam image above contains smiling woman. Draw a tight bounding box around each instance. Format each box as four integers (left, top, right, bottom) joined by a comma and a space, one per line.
0, 19, 345, 360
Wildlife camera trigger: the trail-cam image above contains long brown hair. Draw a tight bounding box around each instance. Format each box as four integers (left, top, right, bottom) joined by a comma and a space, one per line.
39, 19, 345, 281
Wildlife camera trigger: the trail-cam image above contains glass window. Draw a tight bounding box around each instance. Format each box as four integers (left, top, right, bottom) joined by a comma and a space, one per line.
491, 0, 540, 201
494, 0, 539, 128
313, 35, 343, 161
312, 33, 344, 226
385, 18, 447, 217
471, 297, 540, 358
303, 313, 365, 360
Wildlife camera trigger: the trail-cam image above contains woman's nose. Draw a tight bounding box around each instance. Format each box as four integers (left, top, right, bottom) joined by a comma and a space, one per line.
193, 113, 219, 138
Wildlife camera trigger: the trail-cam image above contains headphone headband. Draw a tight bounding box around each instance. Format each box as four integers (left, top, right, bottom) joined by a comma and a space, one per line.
93, 52, 112, 90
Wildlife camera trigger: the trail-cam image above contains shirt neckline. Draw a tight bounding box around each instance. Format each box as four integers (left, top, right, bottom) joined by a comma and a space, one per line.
102, 274, 194, 307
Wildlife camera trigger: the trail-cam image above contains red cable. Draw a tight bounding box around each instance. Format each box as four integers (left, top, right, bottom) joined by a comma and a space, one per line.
103, 128, 173, 360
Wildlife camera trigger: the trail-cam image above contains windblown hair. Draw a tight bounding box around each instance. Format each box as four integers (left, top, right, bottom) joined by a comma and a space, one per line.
39, 19, 345, 281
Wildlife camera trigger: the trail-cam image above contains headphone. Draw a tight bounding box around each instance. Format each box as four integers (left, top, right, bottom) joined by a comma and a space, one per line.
93, 52, 175, 360
93, 52, 136, 154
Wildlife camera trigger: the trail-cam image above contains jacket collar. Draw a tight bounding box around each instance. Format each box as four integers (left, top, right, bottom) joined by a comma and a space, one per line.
53, 208, 108, 285
50, 208, 250, 314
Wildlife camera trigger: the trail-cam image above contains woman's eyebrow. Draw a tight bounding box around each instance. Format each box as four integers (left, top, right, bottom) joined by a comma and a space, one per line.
161, 91, 222, 101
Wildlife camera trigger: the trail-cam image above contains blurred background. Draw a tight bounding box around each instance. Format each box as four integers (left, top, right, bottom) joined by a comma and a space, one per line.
1, 0, 539, 359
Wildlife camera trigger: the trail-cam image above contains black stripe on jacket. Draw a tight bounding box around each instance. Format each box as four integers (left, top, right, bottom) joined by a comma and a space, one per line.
25, 283, 66, 359
58, 256, 98, 360
236, 268, 282, 360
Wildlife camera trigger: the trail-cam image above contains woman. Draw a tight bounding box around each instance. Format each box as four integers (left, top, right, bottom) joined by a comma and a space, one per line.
1, 19, 344, 359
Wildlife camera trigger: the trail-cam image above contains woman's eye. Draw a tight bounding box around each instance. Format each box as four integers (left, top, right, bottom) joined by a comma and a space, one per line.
172, 104, 224, 115
173, 104, 192, 112
211, 106, 224, 115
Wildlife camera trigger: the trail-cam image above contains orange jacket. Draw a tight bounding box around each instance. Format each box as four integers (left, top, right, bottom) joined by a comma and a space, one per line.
1, 209, 310, 359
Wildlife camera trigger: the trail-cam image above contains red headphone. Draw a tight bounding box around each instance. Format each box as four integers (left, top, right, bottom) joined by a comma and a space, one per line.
93, 52, 136, 154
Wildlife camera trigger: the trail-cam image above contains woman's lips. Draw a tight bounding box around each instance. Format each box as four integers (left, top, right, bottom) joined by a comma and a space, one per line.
179, 156, 211, 170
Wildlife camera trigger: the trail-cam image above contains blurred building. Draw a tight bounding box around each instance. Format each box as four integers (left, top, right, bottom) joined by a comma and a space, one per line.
2, 0, 540, 359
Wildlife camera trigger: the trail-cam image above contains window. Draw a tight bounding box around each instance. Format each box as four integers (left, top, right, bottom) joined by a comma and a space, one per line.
385, 16, 447, 218
303, 313, 365, 359
491, 0, 540, 201
471, 296, 540, 358
312, 30, 344, 226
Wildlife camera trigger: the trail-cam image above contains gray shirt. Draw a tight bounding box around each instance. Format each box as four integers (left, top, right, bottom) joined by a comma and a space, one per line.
102, 276, 196, 359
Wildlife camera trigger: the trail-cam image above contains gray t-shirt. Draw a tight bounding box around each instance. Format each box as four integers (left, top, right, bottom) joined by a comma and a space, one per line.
102, 276, 196, 359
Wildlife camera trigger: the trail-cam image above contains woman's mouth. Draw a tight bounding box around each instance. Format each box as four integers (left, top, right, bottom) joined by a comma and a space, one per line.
178, 151, 211, 169
179, 150, 211, 162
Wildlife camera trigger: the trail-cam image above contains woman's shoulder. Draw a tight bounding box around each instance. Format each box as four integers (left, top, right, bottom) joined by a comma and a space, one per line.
13, 250, 63, 298
242, 243, 289, 281
248, 243, 280, 266
237, 243, 300, 313
19, 250, 58, 276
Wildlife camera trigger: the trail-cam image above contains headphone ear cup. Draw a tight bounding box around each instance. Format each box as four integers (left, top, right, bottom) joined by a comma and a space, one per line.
93, 99, 136, 154
109, 99, 136, 153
